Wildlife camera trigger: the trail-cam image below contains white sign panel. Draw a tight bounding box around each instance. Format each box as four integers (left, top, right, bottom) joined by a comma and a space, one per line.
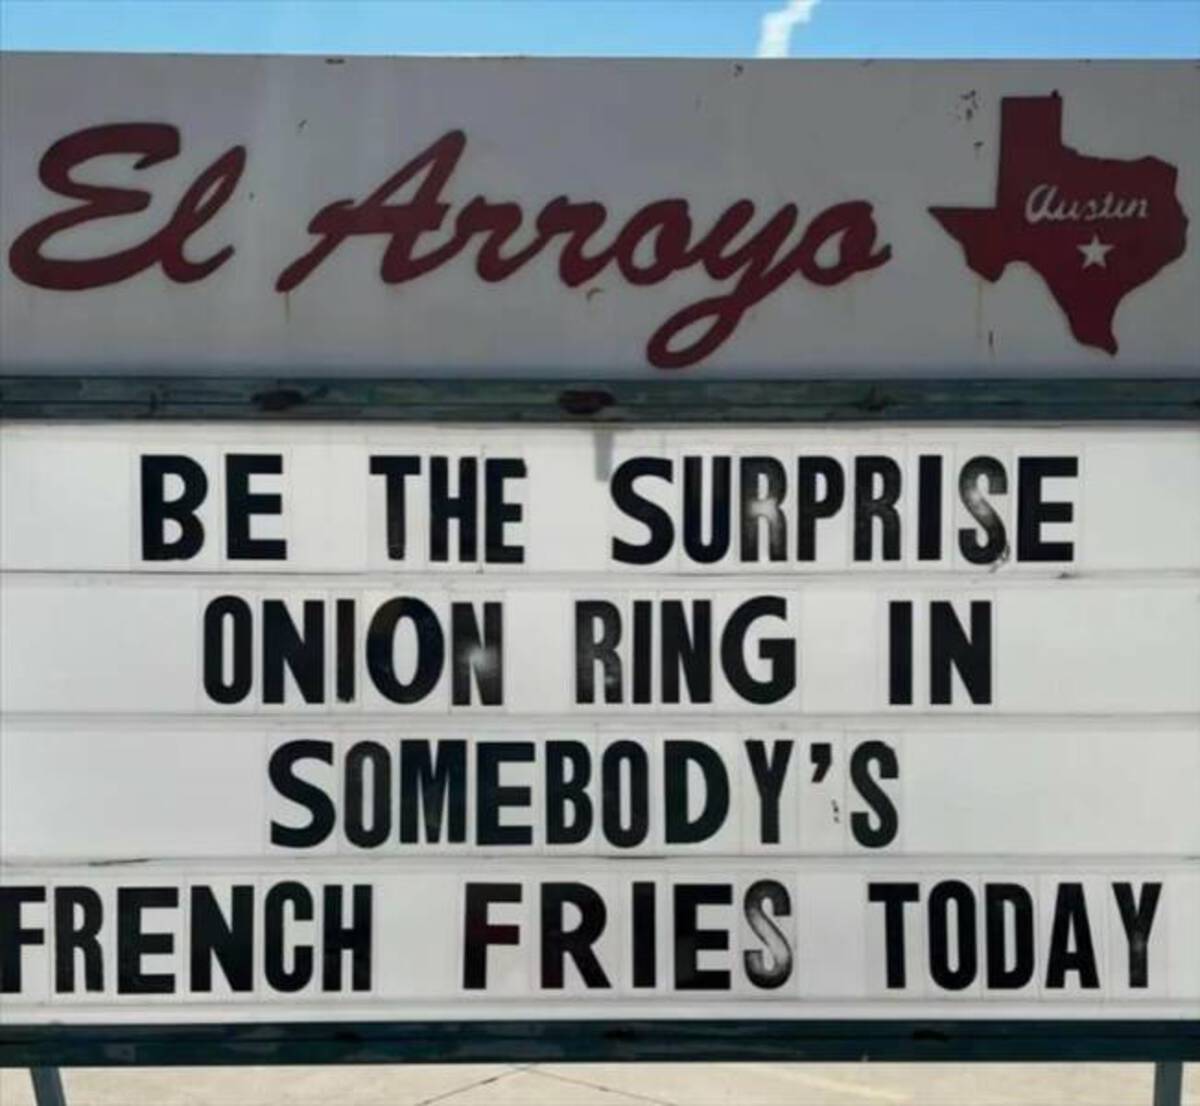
1, 423, 1197, 1026
1, 56, 1197, 377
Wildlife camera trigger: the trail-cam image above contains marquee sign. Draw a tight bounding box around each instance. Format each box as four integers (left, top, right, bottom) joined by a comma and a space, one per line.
1, 424, 1198, 1053
1, 55, 1198, 1069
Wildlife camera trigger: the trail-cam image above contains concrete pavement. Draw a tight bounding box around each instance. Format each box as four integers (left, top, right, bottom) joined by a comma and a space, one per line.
2, 1062, 1198, 1105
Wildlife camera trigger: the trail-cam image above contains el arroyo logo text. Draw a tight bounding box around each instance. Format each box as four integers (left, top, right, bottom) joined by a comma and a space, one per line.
7, 92, 1189, 367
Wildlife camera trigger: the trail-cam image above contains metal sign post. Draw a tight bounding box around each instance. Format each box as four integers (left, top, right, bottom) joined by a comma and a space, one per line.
29, 1069, 65, 1106
1154, 1062, 1184, 1106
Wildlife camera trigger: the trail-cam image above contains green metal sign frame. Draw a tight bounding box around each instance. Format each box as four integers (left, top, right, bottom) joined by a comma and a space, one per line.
2, 376, 1198, 421
3, 1019, 1198, 1068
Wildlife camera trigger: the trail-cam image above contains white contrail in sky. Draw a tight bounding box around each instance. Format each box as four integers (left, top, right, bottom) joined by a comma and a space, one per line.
756, 0, 821, 58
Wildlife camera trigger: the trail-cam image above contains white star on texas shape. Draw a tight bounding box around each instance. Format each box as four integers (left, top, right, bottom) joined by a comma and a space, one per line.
1078, 233, 1115, 269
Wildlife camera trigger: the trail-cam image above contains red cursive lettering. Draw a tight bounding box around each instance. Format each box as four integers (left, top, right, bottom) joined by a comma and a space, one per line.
8, 123, 245, 291
277, 130, 891, 370
10, 124, 891, 370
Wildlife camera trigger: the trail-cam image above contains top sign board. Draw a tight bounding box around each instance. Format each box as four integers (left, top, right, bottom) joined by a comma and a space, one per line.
1, 55, 1197, 377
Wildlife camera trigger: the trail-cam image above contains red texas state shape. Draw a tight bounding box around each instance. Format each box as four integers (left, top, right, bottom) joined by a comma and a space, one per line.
930, 94, 1188, 354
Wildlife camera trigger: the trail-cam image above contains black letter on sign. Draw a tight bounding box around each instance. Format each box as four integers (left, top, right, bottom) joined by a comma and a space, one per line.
575, 600, 622, 704
854, 456, 901, 562
117, 887, 177, 994
985, 883, 1034, 990
0, 887, 46, 994
141, 455, 207, 560
674, 883, 732, 990
740, 456, 787, 562
1018, 457, 1077, 562
322, 884, 372, 992
682, 455, 731, 563
661, 599, 712, 704
601, 740, 649, 849
611, 457, 674, 565
745, 739, 793, 845
344, 741, 391, 848
336, 598, 356, 703
430, 456, 477, 562
477, 742, 534, 846
263, 599, 325, 704
849, 740, 899, 848
451, 602, 503, 706
959, 456, 1008, 565
541, 882, 611, 989
721, 595, 795, 704
1114, 881, 1162, 989
400, 740, 467, 844
225, 454, 286, 560
888, 600, 913, 705
1045, 883, 1099, 989
632, 882, 656, 988
546, 741, 593, 845
868, 882, 919, 989
269, 740, 336, 848
55, 886, 105, 993
632, 600, 653, 704
928, 880, 977, 991
917, 455, 942, 561
930, 600, 991, 705
485, 457, 526, 564
463, 883, 521, 989
203, 595, 253, 704
367, 597, 444, 703
664, 740, 729, 845
190, 885, 253, 993
796, 456, 844, 561
369, 455, 421, 560
744, 879, 793, 990
264, 882, 314, 992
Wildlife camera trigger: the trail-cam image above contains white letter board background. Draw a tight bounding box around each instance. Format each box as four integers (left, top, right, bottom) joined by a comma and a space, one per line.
1, 422, 1197, 1023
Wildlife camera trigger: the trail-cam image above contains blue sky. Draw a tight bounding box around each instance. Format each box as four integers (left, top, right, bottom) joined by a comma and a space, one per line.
1, 0, 1198, 58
